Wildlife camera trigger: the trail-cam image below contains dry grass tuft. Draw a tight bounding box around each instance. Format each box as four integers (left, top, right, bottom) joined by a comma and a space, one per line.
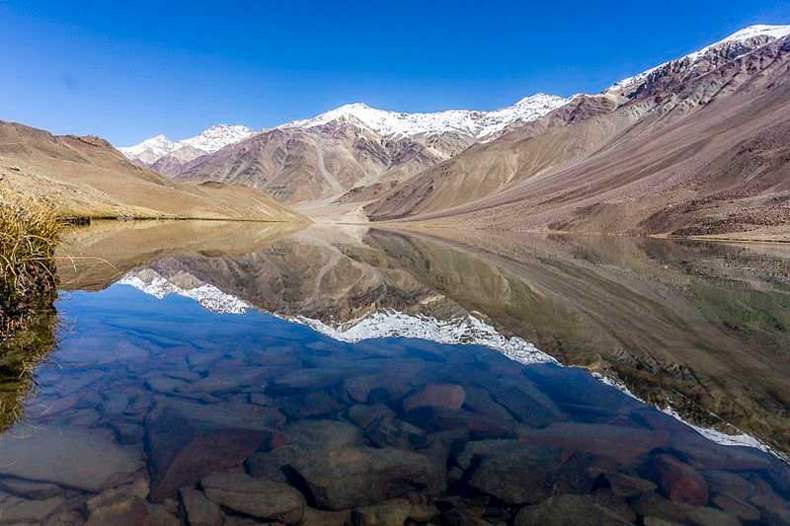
0, 189, 63, 334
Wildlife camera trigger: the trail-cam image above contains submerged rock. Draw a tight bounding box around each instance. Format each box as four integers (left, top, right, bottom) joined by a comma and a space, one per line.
179, 487, 223, 526
278, 391, 345, 419
145, 505, 181, 526
343, 371, 416, 404
654, 454, 709, 507
266, 368, 347, 395
351, 498, 439, 526
348, 404, 427, 449
514, 494, 635, 526
283, 419, 365, 450
605, 471, 657, 498
0, 424, 143, 492
175, 367, 268, 394
347, 404, 396, 428
85, 495, 150, 526
286, 446, 445, 510
631, 493, 740, 526
517, 422, 668, 464
0, 477, 63, 500
405, 407, 515, 440
247, 420, 366, 482
462, 385, 515, 422
86, 477, 150, 511
712, 493, 761, 522
403, 384, 465, 412
149, 398, 285, 430
0, 493, 65, 524
456, 440, 568, 505
111, 422, 146, 445
302, 506, 352, 526
245, 445, 302, 482
201, 472, 305, 524
145, 405, 275, 501
486, 378, 565, 427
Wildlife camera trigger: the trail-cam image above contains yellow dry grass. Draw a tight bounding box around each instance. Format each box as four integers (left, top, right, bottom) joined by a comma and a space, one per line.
0, 189, 63, 332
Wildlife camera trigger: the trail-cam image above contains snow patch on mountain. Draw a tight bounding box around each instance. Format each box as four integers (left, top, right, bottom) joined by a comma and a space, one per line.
178, 124, 257, 153
118, 134, 176, 165
691, 24, 790, 59
282, 93, 568, 139
120, 124, 256, 164
607, 24, 790, 97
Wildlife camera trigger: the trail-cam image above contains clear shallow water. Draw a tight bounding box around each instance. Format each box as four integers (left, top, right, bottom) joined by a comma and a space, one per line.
0, 222, 788, 524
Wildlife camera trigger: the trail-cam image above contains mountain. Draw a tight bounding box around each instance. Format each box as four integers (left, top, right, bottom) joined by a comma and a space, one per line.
0, 121, 303, 222
130, 95, 567, 204
119, 124, 256, 175
364, 25, 790, 240
119, 134, 176, 165
110, 24, 790, 239
606, 24, 790, 100
172, 118, 473, 204
281, 93, 568, 139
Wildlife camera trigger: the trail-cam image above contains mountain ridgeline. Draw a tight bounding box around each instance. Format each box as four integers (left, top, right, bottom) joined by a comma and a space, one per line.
117, 25, 790, 239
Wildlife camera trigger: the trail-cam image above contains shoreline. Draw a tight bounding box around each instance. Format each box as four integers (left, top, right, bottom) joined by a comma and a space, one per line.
67, 215, 790, 246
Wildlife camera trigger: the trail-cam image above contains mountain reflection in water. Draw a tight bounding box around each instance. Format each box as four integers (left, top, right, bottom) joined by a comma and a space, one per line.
0, 220, 785, 524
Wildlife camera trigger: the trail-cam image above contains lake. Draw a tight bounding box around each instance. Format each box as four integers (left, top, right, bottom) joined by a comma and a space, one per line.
0, 220, 787, 524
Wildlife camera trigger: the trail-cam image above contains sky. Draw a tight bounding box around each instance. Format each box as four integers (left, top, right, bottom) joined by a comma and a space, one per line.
2, 1, 789, 145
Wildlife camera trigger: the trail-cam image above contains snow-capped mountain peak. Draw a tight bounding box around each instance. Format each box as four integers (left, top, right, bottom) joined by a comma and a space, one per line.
118, 134, 176, 164
684, 24, 790, 62
179, 124, 256, 153
281, 93, 569, 139
120, 124, 256, 165
607, 24, 790, 98
711, 24, 790, 47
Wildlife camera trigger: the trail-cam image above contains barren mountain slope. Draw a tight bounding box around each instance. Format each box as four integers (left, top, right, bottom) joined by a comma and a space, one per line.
174, 118, 473, 203
364, 94, 622, 220
162, 96, 566, 205
0, 121, 303, 221
366, 33, 790, 238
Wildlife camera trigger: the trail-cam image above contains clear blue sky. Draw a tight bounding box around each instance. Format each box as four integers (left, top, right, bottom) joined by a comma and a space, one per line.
2, 0, 789, 145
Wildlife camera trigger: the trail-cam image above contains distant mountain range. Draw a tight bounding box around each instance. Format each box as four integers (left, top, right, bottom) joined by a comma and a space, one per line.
119, 94, 569, 200
121, 94, 568, 164
109, 24, 790, 240
118, 124, 256, 172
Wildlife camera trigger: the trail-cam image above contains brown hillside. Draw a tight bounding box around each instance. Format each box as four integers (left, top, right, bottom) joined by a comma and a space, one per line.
0, 121, 304, 222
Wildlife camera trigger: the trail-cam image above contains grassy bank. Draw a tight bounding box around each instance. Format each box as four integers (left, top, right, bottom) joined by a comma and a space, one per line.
0, 190, 62, 337
0, 191, 61, 430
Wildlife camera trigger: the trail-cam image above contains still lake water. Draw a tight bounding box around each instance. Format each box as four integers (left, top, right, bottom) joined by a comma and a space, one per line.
0, 221, 788, 524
